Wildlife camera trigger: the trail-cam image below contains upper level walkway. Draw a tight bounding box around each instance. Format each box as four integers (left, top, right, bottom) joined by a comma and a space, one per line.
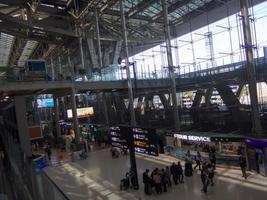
1, 57, 267, 94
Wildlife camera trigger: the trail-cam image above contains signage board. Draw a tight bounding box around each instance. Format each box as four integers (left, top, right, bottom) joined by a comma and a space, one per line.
174, 133, 211, 142
67, 107, 94, 119
109, 126, 159, 156
133, 127, 158, 156
27, 60, 46, 72
37, 98, 54, 108
110, 126, 128, 149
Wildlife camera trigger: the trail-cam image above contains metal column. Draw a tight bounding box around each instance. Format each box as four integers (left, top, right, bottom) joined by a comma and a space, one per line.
79, 37, 86, 71
67, 49, 74, 80
71, 87, 80, 142
120, 0, 138, 190
61, 97, 67, 120
95, 9, 103, 68
102, 93, 109, 125
54, 97, 61, 137
161, 0, 180, 131
14, 96, 31, 157
120, 0, 136, 126
50, 55, 55, 81
240, 0, 262, 134
58, 52, 62, 75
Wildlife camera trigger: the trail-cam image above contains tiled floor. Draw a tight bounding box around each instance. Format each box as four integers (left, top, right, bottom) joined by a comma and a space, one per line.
45, 149, 267, 200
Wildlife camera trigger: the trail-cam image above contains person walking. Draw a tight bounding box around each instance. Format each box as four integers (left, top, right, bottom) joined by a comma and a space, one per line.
153, 170, 162, 194
177, 162, 184, 183
194, 151, 202, 170
207, 163, 215, 186
210, 153, 217, 170
165, 166, 172, 187
239, 155, 247, 179
143, 169, 151, 195
170, 162, 179, 185
186, 150, 191, 160
201, 168, 209, 194
184, 159, 193, 177
45, 145, 51, 161
161, 169, 167, 192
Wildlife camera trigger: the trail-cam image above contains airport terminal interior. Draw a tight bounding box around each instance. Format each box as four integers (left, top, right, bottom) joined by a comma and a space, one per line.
1, 0, 267, 199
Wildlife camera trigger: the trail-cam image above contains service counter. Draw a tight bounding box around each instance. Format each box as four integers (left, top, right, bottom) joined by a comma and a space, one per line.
164, 132, 244, 166
245, 138, 267, 176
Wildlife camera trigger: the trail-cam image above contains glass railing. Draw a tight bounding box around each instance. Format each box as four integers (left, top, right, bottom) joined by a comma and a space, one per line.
1, 57, 266, 84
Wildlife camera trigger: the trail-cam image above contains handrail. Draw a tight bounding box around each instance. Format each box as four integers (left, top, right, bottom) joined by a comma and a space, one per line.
1, 57, 266, 84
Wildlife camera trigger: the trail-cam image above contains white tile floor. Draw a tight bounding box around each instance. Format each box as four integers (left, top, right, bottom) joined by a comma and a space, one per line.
45, 149, 267, 200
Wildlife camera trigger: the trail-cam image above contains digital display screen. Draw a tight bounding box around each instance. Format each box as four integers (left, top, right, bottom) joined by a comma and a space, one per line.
67, 107, 94, 118
37, 98, 54, 108
109, 126, 158, 156
27, 60, 46, 71
110, 126, 128, 149
133, 127, 158, 156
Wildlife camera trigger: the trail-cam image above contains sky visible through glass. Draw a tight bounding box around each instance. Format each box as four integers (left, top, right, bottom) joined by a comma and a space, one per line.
128, 1, 267, 77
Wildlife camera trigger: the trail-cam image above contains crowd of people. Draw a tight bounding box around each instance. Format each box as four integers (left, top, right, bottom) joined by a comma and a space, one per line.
142, 150, 216, 195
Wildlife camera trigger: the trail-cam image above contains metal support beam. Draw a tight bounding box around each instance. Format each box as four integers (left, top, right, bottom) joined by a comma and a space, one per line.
158, 93, 170, 109
14, 96, 31, 157
58, 52, 62, 76
103, 47, 111, 66
71, 87, 80, 143
102, 93, 109, 125
54, 97, 61, 137
161, 0, 180, 131
95, 9, 103, 68
87, 39, 98, 68
120, 0, 138, 191
50, 55, 55, 80
236, 84, 244, 99
0, 12, 77, 37
113, 41, 123, 64
79, 37, 85, 70
205, 88, 213, 107
240, 0, 262, 134
61, 97, 67, 120
192, 89, 204, 109
67, 49, 74, 80
120, 0, 136, 127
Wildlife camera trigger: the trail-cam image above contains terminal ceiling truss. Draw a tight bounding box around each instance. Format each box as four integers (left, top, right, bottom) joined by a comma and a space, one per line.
0, 0, 233, 71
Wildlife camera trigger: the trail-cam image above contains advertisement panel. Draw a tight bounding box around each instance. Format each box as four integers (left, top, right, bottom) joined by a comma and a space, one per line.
37, 98, 54, 108
67, 107, 94, 119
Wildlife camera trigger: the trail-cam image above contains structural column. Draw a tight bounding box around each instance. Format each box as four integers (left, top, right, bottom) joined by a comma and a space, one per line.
161, 0, 180, 131
240, 0, 262, 134
102, 93, 109, 125
14, 96, 31, 157
50, 55, 55, 81
95, 9, 103, 68
120, 0, 138, 190
61, 97, 67, 120
53, 97, 61, 137
120, 0, 136, 126
79, 37, 86, 71
71, 87, 80, 143
67, 49, 75, 80
58, 51, 62, 79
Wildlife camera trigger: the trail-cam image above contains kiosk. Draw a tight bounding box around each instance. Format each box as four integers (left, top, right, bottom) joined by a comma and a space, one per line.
245, 138, 267, 176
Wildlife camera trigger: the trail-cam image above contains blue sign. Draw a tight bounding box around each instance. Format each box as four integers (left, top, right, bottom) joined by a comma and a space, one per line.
37, 98, 54, 108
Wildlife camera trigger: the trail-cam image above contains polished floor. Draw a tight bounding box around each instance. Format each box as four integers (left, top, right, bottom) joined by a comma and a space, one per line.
45, 149, 267, 200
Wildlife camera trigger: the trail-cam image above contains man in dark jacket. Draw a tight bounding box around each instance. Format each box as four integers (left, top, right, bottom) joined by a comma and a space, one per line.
177, 162, 184, 183
239, 155, 247, 179
143, 169, 151, 194
170, 162, 179, 185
